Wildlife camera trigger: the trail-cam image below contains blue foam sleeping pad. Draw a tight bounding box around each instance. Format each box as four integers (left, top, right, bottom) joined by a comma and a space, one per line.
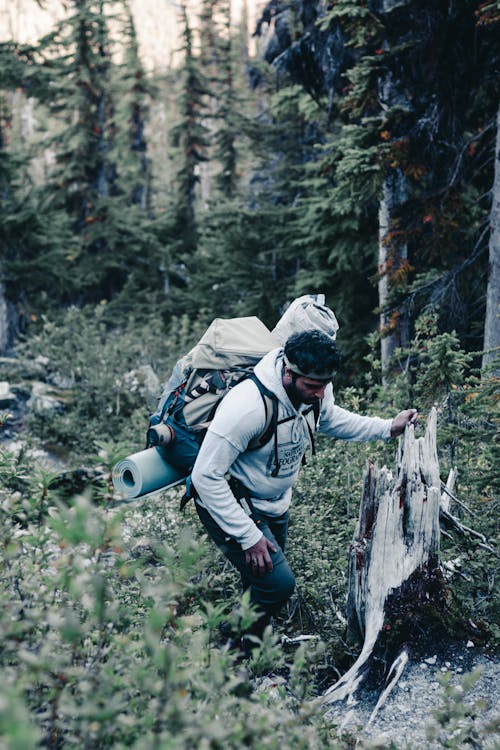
112, 447, 187, 499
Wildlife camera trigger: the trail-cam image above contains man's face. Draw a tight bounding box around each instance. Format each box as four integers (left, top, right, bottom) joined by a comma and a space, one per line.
284, 372, 329, 405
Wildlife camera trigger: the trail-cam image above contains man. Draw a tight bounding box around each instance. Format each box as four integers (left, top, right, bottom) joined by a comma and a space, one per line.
191, 329, 417, 648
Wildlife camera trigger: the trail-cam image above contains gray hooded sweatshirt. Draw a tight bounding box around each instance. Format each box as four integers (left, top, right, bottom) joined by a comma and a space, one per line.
191, 348, 392, 550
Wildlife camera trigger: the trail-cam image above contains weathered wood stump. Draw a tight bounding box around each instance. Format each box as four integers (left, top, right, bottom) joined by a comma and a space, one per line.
322, 408, 441, 710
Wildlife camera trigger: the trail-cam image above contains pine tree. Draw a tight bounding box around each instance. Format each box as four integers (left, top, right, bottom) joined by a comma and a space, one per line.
197, 0, 248, 200
191, 74, 327, 323
27, 0, 123, 303
211, 0, 238, 198
159, 0, 243, 316
19, 0, 166, 313
48, 1, 118, 216
253, 0, 500, 379
378, 0, 498, 361
168, 4, 209, 253
114, 3, 151, 209
0, 60, 71, 342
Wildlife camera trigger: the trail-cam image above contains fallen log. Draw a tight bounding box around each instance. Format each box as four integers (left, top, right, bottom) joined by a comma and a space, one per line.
322, 407, 441, 708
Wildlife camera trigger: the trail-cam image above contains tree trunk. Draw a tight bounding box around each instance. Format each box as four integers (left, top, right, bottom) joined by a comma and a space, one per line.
482, 98, 500, 378
378, 0, 411, 383
322, 408, 441, 707
0, 276, 18, 355
378, 170, 409, 380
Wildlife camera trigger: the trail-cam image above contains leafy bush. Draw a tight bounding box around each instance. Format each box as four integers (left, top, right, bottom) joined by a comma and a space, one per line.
0, 449, 352, 749
17, 306, 205, 461
427, 669, 500, 749
1, 441, 497, 749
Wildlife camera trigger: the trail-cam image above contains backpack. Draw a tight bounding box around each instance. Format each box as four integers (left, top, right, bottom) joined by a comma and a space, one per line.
147, 315, 320, 484
147, 317, 280, 474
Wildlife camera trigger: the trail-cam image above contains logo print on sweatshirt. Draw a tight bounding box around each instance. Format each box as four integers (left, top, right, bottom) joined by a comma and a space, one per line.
266, 441, 304, 478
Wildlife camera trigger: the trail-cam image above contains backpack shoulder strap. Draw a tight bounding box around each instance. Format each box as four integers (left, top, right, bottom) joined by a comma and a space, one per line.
246, 373, 282, 477
299, 399, 321, 465
246, 372, 278, 450
242, 374, 321, 477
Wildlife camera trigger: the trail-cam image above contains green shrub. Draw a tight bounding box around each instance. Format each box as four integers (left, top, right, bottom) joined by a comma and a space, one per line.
17, 306, 205, 461
427, 669, 499, 749
0, 453, 351, 749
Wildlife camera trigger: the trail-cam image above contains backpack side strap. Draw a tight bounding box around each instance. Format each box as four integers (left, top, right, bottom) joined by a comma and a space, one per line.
246, 373, 281, 476
304, 399, 321, 459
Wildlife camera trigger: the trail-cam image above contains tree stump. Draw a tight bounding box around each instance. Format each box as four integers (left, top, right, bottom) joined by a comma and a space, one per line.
322, 408, 441, 708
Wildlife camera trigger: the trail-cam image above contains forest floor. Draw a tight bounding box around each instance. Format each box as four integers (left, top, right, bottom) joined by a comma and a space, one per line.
321, 642, 499, 748
258, 641, 499, 747
3, 394, 498, 750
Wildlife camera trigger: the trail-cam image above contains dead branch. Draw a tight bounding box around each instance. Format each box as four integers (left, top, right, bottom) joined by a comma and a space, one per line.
439, 467, 497, 554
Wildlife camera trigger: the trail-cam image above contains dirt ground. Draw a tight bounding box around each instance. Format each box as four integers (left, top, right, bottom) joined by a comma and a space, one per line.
322, 642, 499, 748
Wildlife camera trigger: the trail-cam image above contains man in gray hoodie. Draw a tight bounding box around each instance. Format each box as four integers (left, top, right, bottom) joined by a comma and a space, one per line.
191, 328, 417, 649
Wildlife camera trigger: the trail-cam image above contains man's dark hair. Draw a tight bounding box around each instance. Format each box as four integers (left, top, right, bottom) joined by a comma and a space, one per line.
284, 329, 341, 379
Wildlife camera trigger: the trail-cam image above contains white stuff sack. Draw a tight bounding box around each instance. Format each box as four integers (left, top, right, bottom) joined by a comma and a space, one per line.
272, 294, 339, 344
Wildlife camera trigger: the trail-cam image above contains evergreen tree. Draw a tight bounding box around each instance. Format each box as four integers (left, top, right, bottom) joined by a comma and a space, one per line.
211, 0, 238, 198
229, 3, 380, 370
252, 0, 499, 379
47, 0, 118, 218
27, 0, 124, 303
377, 0, 498, 360
168, 4, 209, 253
191, 74, 326, 325
14, 0, 166, 314
114, 3, 151, 209
0, 72, 70, 342
197, 0, 247, 199
158, 2, 214, 320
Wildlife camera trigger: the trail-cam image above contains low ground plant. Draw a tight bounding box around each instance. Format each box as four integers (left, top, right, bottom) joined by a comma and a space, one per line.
15, 305, 205, 460
1, 446, 497, 749
0, 451, 351, 749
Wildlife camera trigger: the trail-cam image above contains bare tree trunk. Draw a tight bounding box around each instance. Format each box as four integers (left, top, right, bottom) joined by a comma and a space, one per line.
0, 276, 17, 355
377, 0, 412, 383
482, 99, 500, 378
378, 169, 409, 381
0, 278, 10, 354
322, 408, 441, 708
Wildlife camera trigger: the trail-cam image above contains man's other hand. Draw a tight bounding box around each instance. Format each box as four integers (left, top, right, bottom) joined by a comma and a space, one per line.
244, 536, 277, 576
390, 408, 418, 437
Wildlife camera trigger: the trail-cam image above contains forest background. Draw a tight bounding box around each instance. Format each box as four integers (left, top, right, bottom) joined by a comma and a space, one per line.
0, 0, 498, 747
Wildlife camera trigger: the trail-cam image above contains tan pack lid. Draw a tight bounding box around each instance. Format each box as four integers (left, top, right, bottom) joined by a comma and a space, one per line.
190, 316, 279, 370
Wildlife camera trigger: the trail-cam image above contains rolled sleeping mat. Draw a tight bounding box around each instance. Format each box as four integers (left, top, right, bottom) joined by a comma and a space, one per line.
112, 447, 187, 500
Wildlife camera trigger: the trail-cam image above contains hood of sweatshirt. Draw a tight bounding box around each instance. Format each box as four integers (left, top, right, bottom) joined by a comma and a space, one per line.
253, 348, 292, 409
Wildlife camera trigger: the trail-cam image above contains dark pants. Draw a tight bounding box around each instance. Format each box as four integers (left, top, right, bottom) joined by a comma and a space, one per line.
195, 503, 296, 637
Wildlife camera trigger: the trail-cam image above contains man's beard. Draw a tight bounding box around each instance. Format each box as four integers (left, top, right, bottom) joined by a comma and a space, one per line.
285, 380, 320, 407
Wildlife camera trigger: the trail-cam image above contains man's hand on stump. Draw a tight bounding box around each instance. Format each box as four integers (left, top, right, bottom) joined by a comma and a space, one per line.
390, 408, 418, 437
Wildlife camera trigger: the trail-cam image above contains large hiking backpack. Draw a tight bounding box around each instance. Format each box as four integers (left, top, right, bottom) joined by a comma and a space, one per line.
147, 317, 282, 476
